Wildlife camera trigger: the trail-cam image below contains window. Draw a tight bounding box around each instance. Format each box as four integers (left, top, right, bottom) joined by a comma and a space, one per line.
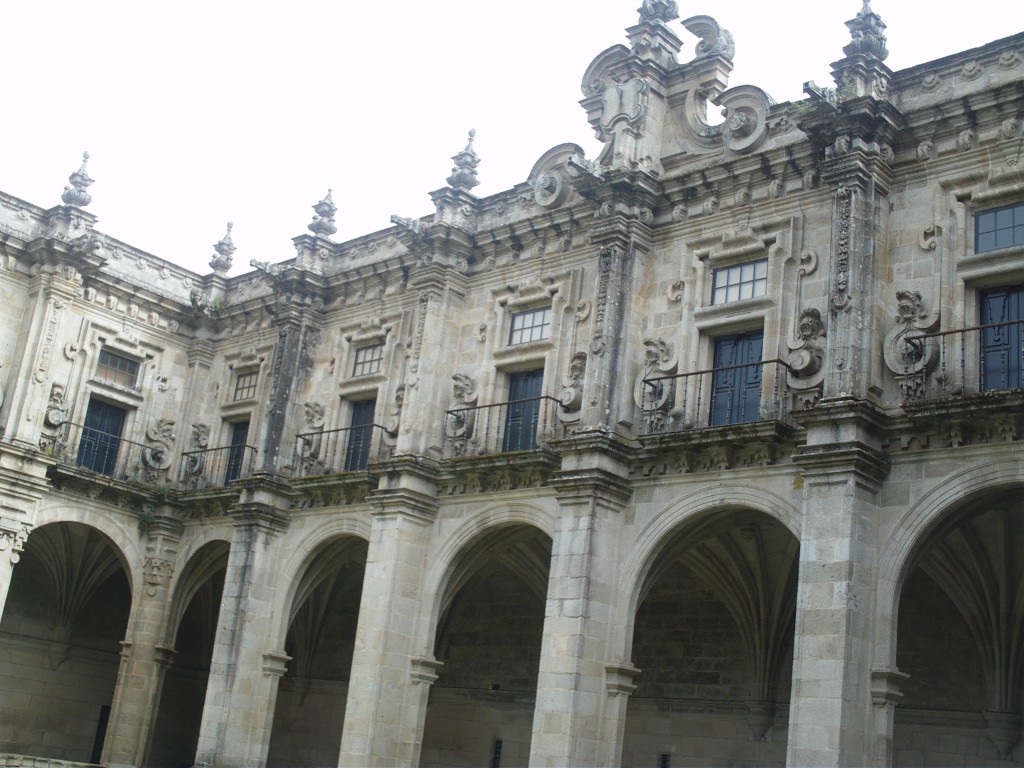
711, 259, 768, 304
224, 421, 250, 484
976, 202, 1024, 253
980, 285, 1024, 390
77, 398, 127, 476
503, 369, 544, 451
233, 371, 258, 401
352, 344, 385, 376
709, 331, 763, 426
509, 307, 551, 345
95, 349, 141, 389
344, 399, 376, 471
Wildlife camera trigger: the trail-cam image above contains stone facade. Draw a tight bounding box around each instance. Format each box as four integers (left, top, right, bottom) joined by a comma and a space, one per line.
1, 3, 1024, 767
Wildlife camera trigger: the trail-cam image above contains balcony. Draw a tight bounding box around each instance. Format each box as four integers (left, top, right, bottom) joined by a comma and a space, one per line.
47, 421, 160, 485
179, 443, 259, 490
442, 395, 564, 458
902, 318, 1024, 401
292, 423, 390, 477
640, 359, 794, 435
635, 359, 799, 472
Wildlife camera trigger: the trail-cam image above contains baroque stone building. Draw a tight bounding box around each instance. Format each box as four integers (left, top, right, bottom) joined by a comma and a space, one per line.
1, 2, 1024, 766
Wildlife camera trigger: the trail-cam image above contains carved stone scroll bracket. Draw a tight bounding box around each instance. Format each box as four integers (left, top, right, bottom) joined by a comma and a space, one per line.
298, 402, 326, 473
0, 524, 31, 565
786, 308, 827, 409
383, 384, 405, 448
634, 338, 678, 432
883, 291, 940, 401
445, 374, 479, 452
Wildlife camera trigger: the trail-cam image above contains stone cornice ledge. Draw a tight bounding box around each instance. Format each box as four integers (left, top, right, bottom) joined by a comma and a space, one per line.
793, 440, 890, 491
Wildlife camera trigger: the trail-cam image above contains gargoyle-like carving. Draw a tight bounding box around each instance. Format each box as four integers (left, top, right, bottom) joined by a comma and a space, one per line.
883, 290, 940, 401
249, 259, 282, 277
786, 308, 827, 409
557, 352, 587, 423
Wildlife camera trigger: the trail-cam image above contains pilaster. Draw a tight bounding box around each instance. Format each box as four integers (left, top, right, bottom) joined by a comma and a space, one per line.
338, 459, 440, 767
529, 431, 633, 767
194, 475, 291, 768
102, 512, 184, 768
0, 441, 49, 619
787, 399, 889, 767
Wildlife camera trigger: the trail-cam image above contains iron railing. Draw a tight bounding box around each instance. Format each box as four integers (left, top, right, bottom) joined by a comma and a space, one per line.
903, 318, 1024, 401
293, 423, 390, 477
640, 359, 793, 435
179, 443, 259, 489
50, 422, 159, 484
443, 395, 563, 458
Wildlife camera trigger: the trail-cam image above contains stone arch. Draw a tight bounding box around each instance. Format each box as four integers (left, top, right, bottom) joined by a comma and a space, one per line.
270, 515, 372, 645
29, 502, 140, 595
874, 456, 1024, 668
417, 501, 556, 654
619, 483, 802, 655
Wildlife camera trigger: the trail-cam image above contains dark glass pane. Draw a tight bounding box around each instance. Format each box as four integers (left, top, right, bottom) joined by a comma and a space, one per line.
710, 332, 764, 426
503, 369, 544, 451
225, 421, 250, 484
344, 399, 376, 471
77, 400, 127, 476
980, 286, 1023, 391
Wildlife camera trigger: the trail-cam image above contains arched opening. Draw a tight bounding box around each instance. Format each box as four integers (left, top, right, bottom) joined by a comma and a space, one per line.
420, 524, 552, 768
894, 486, 1024, 764
0, 521, 131, 763
146, 540, 229, 768
623, 509, 798, 767
266, 536, 368, 768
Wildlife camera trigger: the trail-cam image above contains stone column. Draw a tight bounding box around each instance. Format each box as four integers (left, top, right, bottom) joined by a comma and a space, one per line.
101, 514, 182, 768
338, 462, 438, 768
788, 402, 889, 767
193, 477, 290, 768
529, 438, 631, 768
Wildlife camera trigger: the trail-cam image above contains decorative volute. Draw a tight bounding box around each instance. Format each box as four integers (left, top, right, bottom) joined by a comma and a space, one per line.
307, 189, 338, 237
61, 152, 94, 207
446, 130, 480, 191
209, 222, 236, 275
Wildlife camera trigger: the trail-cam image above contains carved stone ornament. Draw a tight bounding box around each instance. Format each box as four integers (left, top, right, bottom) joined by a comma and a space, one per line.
557, 352, 587, 423
786, 308, 827, 409
209, 223, 236, 274
61, 152, 94, 207
298, 402, 326, 473
39, 383, 69, 454
445, 373, 478, 443
883, 290, 940, 401
0, 524, 31, 564
634, 337, 678, 414
183, 423, 210, 481
639, 0, 678, 23
383, 384, 405, 447
142, 419, 176, 480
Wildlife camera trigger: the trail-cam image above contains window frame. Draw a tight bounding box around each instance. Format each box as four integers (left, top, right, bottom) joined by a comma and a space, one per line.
352, 343, 385, 377
233, 370, 259, 402
975, 201, 1024, 255
508, 306, 552, 346
711, 258, 769, 305
95, 348, 142, 390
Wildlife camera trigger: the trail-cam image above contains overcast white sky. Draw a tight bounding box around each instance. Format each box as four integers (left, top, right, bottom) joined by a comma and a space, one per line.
4, 1, 1021, 275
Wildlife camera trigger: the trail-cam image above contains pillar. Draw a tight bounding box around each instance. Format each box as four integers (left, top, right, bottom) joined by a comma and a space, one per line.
788, 401, 889, 766
194, 478, 290, 767
102, 514, 182, 768
529, 441, 632, 768
338, 463, 438, 768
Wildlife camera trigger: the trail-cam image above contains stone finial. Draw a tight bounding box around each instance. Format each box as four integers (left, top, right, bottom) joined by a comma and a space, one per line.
308, 189, 338, 237
842, 0, 888, 61
638, 0, 678, 23
446, 130, 480, 191
209, 222, 236, 274
61, 152, 94, 207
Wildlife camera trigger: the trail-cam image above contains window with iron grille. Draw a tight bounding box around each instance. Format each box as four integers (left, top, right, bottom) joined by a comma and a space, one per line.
508, 307, 551, 345
976, 202, 1024, 253
352, 344, 385, 376
711, 259, 768, 304
96, 349, 141, 389
233, 371, 258, 401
